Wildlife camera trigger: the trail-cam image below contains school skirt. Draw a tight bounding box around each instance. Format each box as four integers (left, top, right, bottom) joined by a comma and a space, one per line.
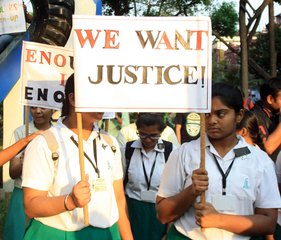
23, 219, 121, 240
3, 187, 27, 240
126, 196, 167, 240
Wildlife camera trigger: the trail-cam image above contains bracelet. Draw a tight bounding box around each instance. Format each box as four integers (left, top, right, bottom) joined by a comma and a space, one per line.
64, 194, 71, 211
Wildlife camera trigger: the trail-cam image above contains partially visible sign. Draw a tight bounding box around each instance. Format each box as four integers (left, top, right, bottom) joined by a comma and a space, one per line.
20, 41, 74, 110
73, 16, 212, 113
0, 0, 26, 34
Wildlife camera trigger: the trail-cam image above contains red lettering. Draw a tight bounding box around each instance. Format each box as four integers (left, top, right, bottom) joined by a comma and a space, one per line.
74, 29, 101, 48
103, 30, 120, 49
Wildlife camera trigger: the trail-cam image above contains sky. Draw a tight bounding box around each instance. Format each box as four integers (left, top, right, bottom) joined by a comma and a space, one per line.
228, 0, 281, 31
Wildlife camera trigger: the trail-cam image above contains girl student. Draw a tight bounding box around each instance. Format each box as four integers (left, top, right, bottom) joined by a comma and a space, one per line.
21, 74, 133, 240
156, 82, 281, 240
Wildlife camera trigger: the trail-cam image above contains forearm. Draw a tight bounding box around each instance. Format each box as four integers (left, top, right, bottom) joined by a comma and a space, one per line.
263, 123, 281, 154
156, 185, 197, 224
213, 212, 276, 236
24, 191, 76, 218
0, 138, 28, 166
117, 196, 133, 240
114, 179, 133, 240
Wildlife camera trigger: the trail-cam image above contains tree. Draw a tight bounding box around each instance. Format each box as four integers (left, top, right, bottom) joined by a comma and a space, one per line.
250, 27, 281, 75
211, 2, 238, 38
102, 0, 211, 16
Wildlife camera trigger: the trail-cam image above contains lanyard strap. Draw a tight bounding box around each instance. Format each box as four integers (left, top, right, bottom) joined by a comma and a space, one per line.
141, 150, 158, 191
70, 136, 100, 177
212, 153, 235, 195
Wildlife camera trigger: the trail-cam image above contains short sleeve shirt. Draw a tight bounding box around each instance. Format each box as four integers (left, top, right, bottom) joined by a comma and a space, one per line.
22, 119, 123, 231
158, 136, 281, 240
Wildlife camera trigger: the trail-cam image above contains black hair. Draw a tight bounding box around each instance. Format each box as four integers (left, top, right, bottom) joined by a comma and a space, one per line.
136, 113, 166, 132
259, 77, 281, 102
61, 73, 74, 117
237, 110, 258, 144
212, 82, 243, 113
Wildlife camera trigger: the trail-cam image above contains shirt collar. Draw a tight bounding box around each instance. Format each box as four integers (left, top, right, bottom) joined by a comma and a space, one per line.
131, 139, 165, 152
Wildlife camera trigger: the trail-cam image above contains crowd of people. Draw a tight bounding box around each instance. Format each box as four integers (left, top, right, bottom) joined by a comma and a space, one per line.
1, 74, 281, 240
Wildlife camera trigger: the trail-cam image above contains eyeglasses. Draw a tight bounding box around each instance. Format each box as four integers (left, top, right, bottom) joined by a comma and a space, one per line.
137, 132, 161, 140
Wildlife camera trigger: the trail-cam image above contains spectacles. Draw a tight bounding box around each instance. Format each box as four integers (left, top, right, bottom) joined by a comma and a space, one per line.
137, 132, 161, 140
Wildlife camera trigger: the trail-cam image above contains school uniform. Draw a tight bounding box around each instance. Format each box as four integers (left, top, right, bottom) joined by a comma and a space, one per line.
3, 121, 39, 240
158, 135, 281, 240
121, 139, 173, 240
22, 119, 123, 239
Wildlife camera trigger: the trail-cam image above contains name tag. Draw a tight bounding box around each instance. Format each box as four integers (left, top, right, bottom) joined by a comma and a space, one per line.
140, 190, 157, 203
92, 178, 107, 192
212, 194, 236, 211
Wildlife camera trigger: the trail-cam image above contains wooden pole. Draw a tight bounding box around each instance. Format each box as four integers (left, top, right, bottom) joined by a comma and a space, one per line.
25, 106, 29, 137
200, 113, 206, 204
76, 112, 89, 225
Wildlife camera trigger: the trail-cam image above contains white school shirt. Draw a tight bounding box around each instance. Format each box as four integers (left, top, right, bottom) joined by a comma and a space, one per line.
121, 139, 174, 202
22, 119, 123, 231
275, 151, 281, 226
158, 135, 281, 240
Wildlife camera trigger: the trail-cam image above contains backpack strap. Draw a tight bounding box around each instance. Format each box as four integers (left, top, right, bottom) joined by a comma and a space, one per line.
123, 140, 173, 188
124, 140, 135, 188
41, 129, 59, 161
99, 131, 117, 154
162, 140, 173, 162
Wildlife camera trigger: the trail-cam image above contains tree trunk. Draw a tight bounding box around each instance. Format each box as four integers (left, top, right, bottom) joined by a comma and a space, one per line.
269, 0, 276, 77
239, 1, 249, 97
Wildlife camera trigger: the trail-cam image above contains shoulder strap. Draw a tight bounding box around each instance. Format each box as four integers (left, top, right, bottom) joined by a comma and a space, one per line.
41, 129, 59, 161
162, 140, 173, 162
100, 132, 117, 154
124, 140, 135, 188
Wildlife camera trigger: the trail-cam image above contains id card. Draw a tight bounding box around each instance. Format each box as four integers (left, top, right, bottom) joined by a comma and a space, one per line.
212, 194, 236, 211
92, 178, 107, 192
140, 190, 157, 203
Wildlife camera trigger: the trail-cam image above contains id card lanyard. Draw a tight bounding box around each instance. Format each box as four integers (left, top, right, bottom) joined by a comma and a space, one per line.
70, 136, 100, 178
212, 153, 235, 195
140, 150, 158, 191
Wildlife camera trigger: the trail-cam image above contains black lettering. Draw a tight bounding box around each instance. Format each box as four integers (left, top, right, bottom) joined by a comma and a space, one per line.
25, 87, 33, 100
54, 91, 64, 103
37, 88, 48, 101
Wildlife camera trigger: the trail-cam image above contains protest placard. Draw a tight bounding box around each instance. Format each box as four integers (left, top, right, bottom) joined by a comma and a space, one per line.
19, 41, 74, 110
73, 16, 212, 113
0, 0, 26, 34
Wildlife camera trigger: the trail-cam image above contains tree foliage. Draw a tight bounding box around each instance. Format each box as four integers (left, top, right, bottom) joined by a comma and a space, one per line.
102, 0, 211, 16
210, 2, 238, 37
249, 27, 281, 75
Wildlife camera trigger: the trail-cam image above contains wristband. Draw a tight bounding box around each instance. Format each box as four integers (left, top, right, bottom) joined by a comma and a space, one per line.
64, 194, 71, 211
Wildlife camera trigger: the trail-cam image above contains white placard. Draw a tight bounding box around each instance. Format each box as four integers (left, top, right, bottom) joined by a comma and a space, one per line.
20, 41, 74, 110
73, 16, 212, 113
0, 0, 26, 34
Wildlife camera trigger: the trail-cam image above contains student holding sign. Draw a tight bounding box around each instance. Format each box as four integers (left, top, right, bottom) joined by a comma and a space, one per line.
156, 83, 281, 240
21, 74, 133, 240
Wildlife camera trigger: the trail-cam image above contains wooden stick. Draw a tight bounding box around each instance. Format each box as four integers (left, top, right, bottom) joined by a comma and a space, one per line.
25, 105, 29, 137
200, 113, 206, 204
76, 112, 89, 225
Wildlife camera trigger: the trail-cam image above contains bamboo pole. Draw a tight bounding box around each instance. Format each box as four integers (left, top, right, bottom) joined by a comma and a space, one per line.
200, 113, 206, 204
76, 112, 89, 225
25, 106, 29, 137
